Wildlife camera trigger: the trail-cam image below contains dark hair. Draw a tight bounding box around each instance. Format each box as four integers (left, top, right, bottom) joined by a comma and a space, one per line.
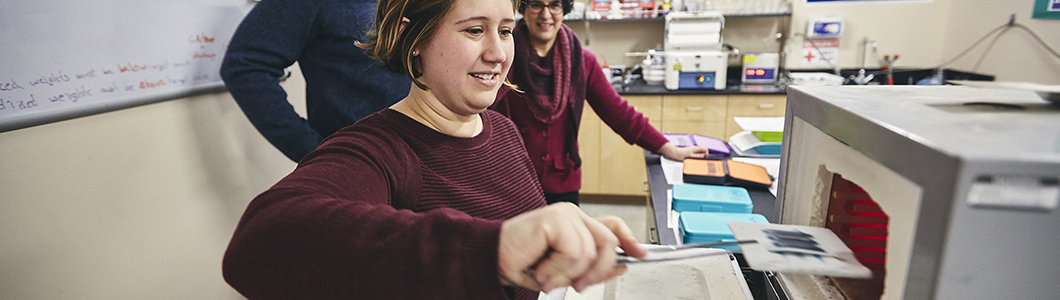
518, 0, 573, 15
357, 0, 452, 90
358, 0, 520, 91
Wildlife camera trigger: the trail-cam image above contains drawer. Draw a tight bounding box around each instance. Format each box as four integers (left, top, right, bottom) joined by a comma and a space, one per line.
661, 119, 727, 139
726, 95, 786, 117
663, 95, 727, 122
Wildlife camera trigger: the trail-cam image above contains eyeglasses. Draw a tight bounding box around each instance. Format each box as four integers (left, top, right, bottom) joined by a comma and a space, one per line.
525, 1, 563, 14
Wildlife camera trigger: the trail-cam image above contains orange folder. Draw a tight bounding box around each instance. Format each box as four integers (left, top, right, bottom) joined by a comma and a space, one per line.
725, 160, 773, 189
682, 159, 727, 185
682, 158, 773, 189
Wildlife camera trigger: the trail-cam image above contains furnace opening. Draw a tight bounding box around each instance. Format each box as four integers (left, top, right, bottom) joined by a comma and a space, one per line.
825, 174, 888, 300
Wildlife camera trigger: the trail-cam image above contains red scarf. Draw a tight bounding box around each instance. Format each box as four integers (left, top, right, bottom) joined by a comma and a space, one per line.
508, 20, 585, 124
494, 20, 588, 169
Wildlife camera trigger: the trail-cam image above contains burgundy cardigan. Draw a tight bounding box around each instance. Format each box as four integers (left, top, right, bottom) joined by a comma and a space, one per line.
493, 48, 669, 194
223, 109, 545, 300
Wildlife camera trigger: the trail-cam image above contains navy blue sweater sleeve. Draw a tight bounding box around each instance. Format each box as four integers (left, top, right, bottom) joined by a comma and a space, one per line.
221, 0, 325, 162
222, 0, 412, 162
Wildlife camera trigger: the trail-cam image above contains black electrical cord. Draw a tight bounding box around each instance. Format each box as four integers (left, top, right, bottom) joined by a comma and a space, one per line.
930, 16, 1060, 71
1012, 23, 1060, 60
791, 15, 1060, 78
971, 25, 1011, 71
930, 23, 1008, 70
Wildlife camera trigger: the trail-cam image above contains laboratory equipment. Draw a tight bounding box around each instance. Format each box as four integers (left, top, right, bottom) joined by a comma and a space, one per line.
664, 11, 727, 90
741, 53, 780, 83
775, 85, 1060, 299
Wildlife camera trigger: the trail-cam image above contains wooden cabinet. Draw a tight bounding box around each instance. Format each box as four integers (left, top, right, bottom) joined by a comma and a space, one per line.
579, 95, 661, 195
579, 93, 786, 197
578, 102, 602, 194
597, 96, 662, 195
661, 95, 728, 138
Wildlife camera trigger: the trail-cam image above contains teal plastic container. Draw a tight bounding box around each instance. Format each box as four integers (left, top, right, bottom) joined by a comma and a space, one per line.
671, 184, 753, 213
679, 211, 769, 250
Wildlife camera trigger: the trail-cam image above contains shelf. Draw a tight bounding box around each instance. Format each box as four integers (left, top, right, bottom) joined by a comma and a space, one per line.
565, 11, 791, 23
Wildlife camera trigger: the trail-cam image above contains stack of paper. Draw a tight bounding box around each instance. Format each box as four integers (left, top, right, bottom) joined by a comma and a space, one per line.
728, 131, 780, 157
729, 117, 784, 157
733, 117, 784, 142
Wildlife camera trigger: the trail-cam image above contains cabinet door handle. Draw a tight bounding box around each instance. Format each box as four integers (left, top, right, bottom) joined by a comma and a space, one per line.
686, 106, 703, 112
758, 103, 776, 109
643, 181, 649, 192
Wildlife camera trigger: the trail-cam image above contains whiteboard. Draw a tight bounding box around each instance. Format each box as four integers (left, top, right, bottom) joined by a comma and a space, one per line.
0, 0, 255, 132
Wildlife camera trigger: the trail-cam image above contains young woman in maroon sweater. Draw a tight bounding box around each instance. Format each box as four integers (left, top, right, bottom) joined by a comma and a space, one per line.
492, 0, 710, 205
221, 0, 647, 299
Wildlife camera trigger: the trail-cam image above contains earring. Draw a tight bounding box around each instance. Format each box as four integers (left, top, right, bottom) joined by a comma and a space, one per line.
413, 50, 419, 56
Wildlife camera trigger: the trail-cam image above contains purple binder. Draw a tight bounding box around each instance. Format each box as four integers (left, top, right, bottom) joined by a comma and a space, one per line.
663, 133, 732, 156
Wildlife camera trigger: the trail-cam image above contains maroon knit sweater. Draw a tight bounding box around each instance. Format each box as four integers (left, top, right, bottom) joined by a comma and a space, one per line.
223, 109, 546, 300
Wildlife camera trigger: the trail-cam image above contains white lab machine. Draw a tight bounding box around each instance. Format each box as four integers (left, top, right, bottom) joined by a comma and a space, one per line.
664, 52, 728, 90
775, 85, 1060, 299
664, 11, 727, 90
741, 53, 780, 84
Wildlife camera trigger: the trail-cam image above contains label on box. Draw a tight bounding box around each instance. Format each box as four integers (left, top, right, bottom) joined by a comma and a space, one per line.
967, 175, 1059, 211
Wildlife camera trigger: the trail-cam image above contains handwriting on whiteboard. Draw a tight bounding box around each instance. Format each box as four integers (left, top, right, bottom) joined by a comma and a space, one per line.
0, 33, 224, 115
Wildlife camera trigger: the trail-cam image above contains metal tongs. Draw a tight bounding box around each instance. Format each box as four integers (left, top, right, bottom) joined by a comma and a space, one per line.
524, 240, 758, 275
616, 240, 757, 265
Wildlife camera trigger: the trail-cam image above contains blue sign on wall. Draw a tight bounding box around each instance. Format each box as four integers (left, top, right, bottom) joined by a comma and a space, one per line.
1034, 0, 1060, 19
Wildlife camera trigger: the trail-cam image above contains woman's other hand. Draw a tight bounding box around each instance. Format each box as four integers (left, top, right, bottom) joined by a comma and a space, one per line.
657, 142, 709, 161
497, 203, 647, 292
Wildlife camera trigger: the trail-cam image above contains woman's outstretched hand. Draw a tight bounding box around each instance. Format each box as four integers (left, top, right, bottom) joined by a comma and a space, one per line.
657, 142, 709, 161
497, 202, 647, 292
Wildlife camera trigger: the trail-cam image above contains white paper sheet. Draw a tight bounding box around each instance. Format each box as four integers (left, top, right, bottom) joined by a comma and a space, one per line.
729, 222, 872, 279
659, 156, 685, 185
733, 117, 784, 132
666, 188, 675, 229
671, 210, 683, 245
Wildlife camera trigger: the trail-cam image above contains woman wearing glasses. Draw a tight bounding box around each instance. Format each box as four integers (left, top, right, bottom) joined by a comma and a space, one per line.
221, 0, 647, 298
492, 0, 709, 206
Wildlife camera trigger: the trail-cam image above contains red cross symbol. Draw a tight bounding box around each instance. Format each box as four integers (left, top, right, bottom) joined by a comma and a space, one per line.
803, 51, 816, 62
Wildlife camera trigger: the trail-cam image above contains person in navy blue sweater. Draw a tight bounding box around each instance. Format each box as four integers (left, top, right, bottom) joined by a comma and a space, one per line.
221, 0, 412, 162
